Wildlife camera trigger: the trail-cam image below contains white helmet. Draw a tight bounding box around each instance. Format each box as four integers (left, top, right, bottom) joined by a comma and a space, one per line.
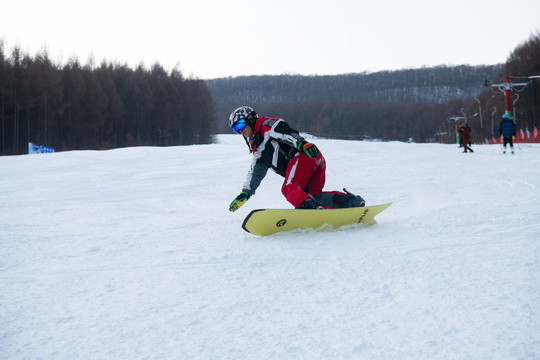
229, 106, 258, 129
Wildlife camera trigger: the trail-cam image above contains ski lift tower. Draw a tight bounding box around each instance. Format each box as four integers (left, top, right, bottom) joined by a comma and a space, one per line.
490, 76, 529, 119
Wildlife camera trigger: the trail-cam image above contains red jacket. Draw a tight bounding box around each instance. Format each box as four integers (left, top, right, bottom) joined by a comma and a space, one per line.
458, 125, 471, 140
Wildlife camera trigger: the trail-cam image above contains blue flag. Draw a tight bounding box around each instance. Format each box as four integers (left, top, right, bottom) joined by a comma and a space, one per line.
28, 142, 55, 154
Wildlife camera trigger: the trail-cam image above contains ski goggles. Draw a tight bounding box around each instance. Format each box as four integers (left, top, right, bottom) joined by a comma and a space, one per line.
233, 119, 247, 134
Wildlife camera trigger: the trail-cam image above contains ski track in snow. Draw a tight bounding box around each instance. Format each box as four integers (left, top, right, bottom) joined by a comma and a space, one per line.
1, 135, 539, 359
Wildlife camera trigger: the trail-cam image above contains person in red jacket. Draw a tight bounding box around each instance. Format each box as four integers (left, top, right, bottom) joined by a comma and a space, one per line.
228, 106, 365, 212
457, 122, 474, 153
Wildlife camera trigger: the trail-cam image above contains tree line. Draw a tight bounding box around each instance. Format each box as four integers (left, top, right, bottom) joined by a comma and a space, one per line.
206, 64, 502, 141
0, 42, 215, 156
207, 64, 502, 106
2, 32, 537, 155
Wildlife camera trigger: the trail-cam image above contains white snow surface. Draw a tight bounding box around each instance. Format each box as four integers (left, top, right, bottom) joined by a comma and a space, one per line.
1, 135, 539, 359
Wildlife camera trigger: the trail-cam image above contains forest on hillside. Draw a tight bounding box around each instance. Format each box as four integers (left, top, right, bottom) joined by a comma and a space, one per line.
0, 43, 214, 156
1, 32, 538, 155
207, 65, 502, 141
207, 65, 501, 106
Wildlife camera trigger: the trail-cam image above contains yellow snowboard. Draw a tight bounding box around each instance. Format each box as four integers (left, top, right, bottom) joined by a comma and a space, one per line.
242, 203, 392, 236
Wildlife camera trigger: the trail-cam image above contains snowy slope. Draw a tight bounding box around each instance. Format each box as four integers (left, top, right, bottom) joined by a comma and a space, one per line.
1, 135, 539, 359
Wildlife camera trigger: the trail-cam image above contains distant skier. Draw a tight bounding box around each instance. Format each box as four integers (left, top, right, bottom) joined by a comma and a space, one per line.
457, 122, 474, 153
499, 114, 516, 154
228, 106, 365, 212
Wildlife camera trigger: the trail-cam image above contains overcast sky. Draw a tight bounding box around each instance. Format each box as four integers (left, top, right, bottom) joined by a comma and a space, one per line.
1, 0, 539, 79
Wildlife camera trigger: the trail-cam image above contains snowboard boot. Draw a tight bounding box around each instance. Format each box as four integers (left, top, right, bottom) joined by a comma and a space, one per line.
296, 196, 323, 209
343, 188, 366, 208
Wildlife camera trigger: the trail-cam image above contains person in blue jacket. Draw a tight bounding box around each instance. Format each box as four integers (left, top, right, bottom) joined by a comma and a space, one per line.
499, 114, 516, 154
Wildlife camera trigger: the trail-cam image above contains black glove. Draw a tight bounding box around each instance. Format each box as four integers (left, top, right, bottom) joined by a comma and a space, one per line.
297, 141, 319, 158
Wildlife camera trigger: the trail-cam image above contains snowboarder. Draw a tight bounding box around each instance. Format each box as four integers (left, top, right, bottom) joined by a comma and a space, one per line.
228, 106, 365, 212
499, 114, 516, 154
457, 122, 473, 153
